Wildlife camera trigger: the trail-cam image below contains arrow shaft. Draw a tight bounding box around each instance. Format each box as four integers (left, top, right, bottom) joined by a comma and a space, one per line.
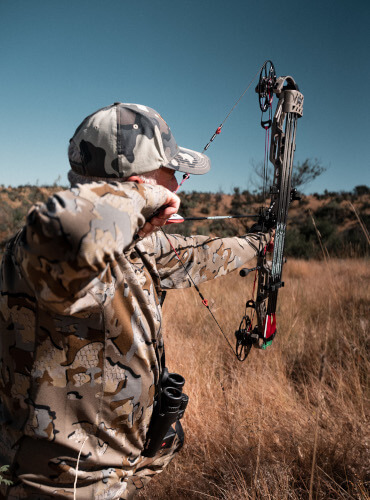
181, 214, 259, 221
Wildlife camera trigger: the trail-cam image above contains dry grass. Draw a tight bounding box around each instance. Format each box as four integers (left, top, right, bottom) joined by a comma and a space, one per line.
139, 259, 369, 499
0, 186, 367, 496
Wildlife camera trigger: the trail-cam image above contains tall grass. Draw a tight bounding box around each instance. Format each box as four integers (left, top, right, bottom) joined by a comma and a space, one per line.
139, 259, 369, 499
0, 187, 368, 496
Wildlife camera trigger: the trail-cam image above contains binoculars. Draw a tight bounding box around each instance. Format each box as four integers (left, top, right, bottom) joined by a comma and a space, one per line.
143, 368, 188, 457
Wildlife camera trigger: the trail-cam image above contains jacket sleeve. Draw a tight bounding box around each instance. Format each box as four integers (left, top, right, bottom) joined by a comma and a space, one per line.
153, 231, 272, 289
14, 182, 169, 311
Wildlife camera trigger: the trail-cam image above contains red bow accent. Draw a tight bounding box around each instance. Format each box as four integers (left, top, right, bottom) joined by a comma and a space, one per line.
264, 314, 276, 340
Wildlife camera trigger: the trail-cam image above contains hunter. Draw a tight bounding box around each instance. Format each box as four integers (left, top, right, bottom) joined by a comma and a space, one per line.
0, 103, 272, 499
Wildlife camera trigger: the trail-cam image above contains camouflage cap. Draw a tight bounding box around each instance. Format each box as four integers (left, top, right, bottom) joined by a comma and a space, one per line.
68, 103, 211, 178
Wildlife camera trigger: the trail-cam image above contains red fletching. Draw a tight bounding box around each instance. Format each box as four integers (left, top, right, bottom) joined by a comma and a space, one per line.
216, 127, 222, 134
202, 299, 209, 307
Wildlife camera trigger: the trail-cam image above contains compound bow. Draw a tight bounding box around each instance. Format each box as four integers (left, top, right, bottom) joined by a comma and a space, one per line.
165, 60, 304, 361
234, 60, 304, 360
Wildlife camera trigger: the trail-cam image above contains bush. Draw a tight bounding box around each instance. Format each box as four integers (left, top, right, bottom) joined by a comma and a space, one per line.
314, 201, 350, 224
353, 185, 370, 196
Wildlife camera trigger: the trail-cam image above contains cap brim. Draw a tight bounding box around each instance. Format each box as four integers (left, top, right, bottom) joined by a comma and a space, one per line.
166, 147, 211, 175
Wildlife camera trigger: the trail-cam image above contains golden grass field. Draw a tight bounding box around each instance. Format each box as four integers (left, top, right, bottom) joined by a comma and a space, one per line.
0, 186, 368, 497
139, 258, 369, 499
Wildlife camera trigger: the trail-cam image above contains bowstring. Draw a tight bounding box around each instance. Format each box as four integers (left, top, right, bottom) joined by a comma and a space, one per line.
162, 62, 272, 357
160, 229, 237, 357
251, 90, 274, 330
202, 62, 267, 153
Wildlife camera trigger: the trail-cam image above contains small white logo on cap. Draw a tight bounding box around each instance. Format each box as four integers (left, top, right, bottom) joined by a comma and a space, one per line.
178, 153, 194, 164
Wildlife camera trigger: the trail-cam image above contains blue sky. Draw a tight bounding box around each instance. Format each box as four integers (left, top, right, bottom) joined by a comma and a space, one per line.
1, 0, 369, 194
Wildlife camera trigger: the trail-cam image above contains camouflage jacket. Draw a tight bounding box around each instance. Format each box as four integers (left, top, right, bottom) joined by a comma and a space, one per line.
0, 181, 269, 497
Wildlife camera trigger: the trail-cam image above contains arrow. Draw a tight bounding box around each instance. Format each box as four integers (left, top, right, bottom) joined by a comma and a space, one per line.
165, 213, 260, 224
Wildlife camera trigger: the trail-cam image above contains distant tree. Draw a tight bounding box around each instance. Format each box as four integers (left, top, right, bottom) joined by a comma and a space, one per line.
230, 187, 244, 214
353, 185, 370, 196
250, 158, 326, 193
291, 159, 327, 189
214, 190, 223, 209
241, 189, 254, 204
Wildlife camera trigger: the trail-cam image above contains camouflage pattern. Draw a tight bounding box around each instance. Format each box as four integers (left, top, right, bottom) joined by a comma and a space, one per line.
68, 103, 211, 178
0, 181, 269, 498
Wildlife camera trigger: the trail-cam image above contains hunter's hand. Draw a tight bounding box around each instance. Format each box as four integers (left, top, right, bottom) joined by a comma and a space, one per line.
138, 191, 181, 238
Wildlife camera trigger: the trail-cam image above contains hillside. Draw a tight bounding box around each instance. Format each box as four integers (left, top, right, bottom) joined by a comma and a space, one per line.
0, 184, 369, 260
